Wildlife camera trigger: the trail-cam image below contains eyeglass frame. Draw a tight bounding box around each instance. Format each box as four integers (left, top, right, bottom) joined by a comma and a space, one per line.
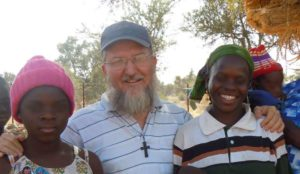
103, 52, 154, 70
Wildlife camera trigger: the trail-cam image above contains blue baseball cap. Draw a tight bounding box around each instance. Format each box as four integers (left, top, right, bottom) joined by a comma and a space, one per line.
100, 21, 152, 51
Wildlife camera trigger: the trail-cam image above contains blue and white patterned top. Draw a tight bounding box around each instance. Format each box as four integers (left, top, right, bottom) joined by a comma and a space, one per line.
282, 79, 300, 174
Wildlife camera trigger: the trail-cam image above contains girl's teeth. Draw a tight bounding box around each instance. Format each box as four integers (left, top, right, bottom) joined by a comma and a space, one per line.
221, 95, 235, 100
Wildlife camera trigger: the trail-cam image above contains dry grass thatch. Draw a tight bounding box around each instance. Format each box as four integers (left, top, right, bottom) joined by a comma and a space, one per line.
244, 0, 300, 49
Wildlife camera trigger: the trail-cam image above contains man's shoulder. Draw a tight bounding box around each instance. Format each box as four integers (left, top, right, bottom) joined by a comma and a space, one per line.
157, 99, 192, 120
158, 99, 188, 113
69, 100, 108, 122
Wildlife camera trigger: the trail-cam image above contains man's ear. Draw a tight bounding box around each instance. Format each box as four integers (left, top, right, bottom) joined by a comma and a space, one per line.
152, 55, 157, 65
101, 64, 107, 76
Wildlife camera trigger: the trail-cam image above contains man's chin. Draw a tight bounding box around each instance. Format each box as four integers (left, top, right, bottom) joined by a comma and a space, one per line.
125, 86, 144, 95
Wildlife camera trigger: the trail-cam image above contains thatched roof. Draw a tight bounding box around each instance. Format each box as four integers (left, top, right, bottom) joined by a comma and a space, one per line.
244, 0, 300, 49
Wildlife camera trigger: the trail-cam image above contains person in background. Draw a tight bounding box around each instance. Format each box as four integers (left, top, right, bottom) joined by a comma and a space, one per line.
0, 22, 285, 174
249, 44, 300, 174
174, 44, 292, 174
0, 77, 11, 134
0, 56, 103, 174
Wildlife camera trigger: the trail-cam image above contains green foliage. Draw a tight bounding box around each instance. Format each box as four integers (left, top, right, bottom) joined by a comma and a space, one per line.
158, 69, 197, 111
182, 0, 277, 49
102, 0, 176, 56
158, 69, 196, 101
56, 29, 106, 108
0, 72, 15, 87
121, 0, 176, 55
57, 36, 92, 79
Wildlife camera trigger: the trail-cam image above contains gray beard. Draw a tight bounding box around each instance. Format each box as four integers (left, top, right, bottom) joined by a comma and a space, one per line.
107, 74, 158, 116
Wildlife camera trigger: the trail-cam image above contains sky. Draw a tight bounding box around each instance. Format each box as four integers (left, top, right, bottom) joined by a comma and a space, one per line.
0, 0, 212, 84
0, 0, 297, 84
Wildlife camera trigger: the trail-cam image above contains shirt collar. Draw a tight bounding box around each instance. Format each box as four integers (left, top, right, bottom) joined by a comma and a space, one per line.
100, 93, 114, 111
199, 104, 257, 135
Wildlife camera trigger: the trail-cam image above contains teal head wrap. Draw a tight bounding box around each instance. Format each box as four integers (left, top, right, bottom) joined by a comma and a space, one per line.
189, 44, 254, 101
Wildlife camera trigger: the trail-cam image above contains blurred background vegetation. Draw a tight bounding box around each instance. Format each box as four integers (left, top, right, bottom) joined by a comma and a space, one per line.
1, 0, 299, 117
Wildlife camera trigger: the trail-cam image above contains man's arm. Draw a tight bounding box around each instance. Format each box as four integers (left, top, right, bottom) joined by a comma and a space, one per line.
283, 118, 300, 148
89, 151, 104, 174
253, 106, 284, 132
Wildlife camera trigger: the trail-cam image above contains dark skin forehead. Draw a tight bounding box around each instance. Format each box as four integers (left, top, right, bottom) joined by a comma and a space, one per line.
21, 86, 67, 102
256, 71, 283, 83
19, 86, 71, 114
253, 71, 284, 99
209, 55, 251, 79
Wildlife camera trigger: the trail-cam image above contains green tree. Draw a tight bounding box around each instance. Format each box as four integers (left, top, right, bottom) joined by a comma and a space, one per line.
122, 0, 176, 55
184, 69, 196, 86
0, 72, 16, 87
171, 69, 196, 101
182, 0, 277, 49
56, 31, 106, 108
101, 0, 176, 56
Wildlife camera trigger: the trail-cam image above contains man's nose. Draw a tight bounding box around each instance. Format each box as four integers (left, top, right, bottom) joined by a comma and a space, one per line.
124, 59, 138, 75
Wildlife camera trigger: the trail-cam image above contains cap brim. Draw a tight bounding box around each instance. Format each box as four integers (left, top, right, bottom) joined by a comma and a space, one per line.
101, 36, 151, 51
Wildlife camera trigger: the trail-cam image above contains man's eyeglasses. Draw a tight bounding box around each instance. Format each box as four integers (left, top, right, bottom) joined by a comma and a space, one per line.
104, 53, 153, 70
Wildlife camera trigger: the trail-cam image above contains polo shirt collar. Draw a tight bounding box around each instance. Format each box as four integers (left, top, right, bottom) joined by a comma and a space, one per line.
101, 93, 114, 111
200, 104, 257, 135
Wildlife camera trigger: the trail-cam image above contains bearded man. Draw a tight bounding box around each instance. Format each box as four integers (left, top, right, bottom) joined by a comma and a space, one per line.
61, 21, 193, 173
0, 21, 285, 174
